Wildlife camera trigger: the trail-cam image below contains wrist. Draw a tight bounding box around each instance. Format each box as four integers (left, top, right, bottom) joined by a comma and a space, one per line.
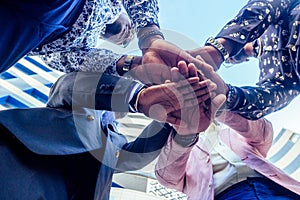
253, 38, 263, 58
225, 84, 239, 110
205, 37, 230, 63
117, 55, 142, 76
188, 46, 224, 70
172, 129, 199, 148
129, 87, 146, 113
137, 26, 165, 50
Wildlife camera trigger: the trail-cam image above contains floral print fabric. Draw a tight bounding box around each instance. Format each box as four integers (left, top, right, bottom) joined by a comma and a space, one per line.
29, 0, 159, 75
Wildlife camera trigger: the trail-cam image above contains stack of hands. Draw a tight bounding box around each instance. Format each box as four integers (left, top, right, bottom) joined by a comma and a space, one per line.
125, 27, 255, 136
130, 39, 228, 135
137, 60, 226, 135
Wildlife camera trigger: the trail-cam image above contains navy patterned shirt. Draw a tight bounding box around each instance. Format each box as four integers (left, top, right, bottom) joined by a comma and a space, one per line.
29, 0, 159, 75
217, 0, 300, 119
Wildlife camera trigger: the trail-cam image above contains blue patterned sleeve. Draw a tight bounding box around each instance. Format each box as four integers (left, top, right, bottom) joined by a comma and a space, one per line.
216, 0, 294, 55
231, 83, 300, 119
39, 47, 122, 75
122, 0, 160, 29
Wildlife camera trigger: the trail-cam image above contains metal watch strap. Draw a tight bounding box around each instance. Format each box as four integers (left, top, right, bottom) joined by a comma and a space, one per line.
123, 55, 134, 73
205, 37, 230, 61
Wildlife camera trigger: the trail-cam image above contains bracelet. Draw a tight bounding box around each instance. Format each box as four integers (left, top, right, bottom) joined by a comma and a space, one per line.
254, 38, 262, 58
232, 86, 245, 111
172, 129, 199, 148
138, 29, 165, 49
205, 37, 230, 61
134, 88, 146, 112
123, 55, 134, 73
225, 84, 240, 110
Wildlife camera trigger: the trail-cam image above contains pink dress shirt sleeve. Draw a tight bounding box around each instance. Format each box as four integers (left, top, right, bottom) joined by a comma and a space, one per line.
216, 111, 274, 157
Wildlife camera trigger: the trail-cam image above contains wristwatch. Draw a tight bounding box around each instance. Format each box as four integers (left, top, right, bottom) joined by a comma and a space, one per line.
205, 37, 229, 61
123, 55, 134, 73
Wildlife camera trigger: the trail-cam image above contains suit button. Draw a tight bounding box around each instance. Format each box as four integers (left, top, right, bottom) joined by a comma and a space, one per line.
115, 150, 120, 158
87, 115, 95, 121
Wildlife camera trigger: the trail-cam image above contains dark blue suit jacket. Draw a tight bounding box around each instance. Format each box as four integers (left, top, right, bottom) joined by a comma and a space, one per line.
0, 107, 171, 200
0, 53, 171, 199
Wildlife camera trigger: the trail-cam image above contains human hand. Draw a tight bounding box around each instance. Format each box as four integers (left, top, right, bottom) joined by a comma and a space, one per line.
226, 42, 254, 64
133, 27, 220, 85
187, 46, 224, 71
137, 76, 210, 125
169, 61, 226, 135
101, 12, 134, 47
194, 55, 228, 96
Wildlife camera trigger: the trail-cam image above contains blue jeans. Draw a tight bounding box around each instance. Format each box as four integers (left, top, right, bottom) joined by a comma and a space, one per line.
216, 177, 300, 200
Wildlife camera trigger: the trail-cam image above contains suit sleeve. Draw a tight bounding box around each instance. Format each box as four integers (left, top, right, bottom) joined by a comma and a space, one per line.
154, 135, 194, 192
115, 122, 172, 171
46, 71, 144, 112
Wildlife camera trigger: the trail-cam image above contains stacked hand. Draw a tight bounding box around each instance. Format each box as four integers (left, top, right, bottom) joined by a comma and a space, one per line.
137, 70, 211, 127
169, 61, 226, 135
131, 37, 222, 86
136, 59, 225, 135
129, 36, 228, 99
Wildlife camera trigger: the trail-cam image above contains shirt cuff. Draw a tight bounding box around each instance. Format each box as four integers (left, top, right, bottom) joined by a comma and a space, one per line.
128, 83, 146, 112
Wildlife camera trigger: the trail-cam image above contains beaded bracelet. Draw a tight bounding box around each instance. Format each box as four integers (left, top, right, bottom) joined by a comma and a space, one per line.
205, 37, 230, 61
225, 84, 240, 110
138, 29, 165, 49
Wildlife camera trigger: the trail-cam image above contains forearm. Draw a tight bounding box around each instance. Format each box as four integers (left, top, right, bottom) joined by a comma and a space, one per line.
226, 83, 300, 119
46, 71, 145, 112
116, 122, 171, 171
190, 0, 293, 70
155, 135, 193, 192
39, 48, 123, 75
123, 0, 160, 30
116, 55, 142, 76
216, 0, 292, 55
122, 0, 164, 51
217, 111, 273, 156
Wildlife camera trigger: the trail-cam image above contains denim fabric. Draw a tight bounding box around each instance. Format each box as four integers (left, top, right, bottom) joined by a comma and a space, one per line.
216, 177, 300, 200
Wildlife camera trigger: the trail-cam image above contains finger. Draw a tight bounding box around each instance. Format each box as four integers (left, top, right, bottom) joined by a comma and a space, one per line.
194, 55, 215, 75
170, 67, 181, 82
181, 85, 209, 99
188, 63, 198, 78
194, 55, 205, 62
179, 79, 214, 96
184, 93, 212, 107
173, 77, 200, 90
170, 118, 188, 129
165, 115, 182, 127
177, 60, 189, 79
